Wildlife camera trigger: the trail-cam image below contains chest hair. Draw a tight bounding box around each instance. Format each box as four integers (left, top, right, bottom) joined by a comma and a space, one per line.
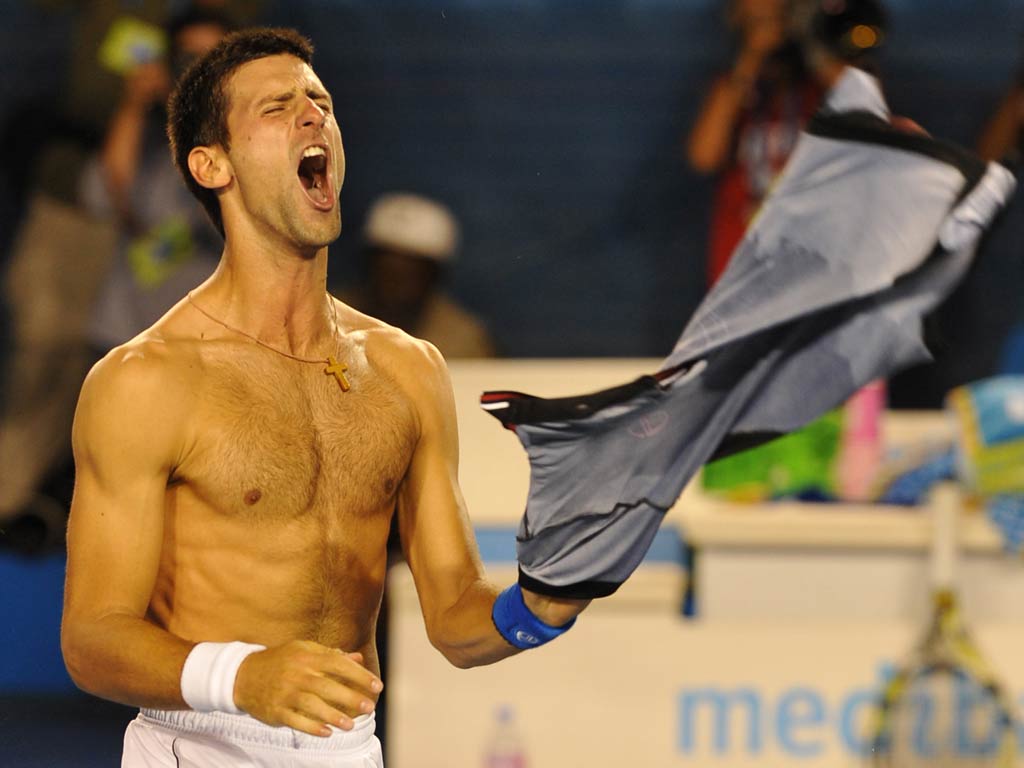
179, 350, 417, 525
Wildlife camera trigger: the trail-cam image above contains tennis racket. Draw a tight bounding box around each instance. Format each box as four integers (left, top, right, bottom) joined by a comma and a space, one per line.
866, 483, 1020, 766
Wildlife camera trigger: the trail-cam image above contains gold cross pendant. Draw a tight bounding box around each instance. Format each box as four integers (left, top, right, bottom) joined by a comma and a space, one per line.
324, 356, 351, 392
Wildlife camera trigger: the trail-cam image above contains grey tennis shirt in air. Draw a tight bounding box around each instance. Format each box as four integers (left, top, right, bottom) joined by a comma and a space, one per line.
481, 68, 1016, 599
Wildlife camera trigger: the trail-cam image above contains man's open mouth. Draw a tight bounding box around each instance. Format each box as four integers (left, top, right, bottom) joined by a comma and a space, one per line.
297, 145, 333, 209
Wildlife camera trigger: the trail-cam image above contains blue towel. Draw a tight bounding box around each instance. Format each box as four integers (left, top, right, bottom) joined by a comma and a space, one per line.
878, 449, 957, 506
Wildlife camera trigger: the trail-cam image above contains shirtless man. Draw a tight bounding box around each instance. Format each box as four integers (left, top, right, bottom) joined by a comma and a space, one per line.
61, 28, 586, 767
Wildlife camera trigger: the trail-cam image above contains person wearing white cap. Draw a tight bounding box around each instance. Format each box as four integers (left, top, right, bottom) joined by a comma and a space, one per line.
352, 192, 495, 359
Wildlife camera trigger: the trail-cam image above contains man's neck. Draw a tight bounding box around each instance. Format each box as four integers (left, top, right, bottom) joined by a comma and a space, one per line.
197, 235, 335, 357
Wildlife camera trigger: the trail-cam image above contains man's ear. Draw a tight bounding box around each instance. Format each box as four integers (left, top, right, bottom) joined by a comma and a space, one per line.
187, 146, 232, 190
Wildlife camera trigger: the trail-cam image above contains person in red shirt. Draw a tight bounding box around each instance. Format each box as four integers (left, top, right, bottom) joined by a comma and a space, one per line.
687, 0, 887, 286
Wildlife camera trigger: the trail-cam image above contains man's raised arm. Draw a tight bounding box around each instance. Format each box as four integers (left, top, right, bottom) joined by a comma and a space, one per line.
394, 339, 588, 670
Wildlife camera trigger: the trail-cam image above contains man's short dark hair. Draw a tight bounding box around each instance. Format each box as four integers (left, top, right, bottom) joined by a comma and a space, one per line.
167, 28, 314, 237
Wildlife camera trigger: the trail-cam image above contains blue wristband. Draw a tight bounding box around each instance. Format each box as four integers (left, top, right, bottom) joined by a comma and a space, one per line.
491, 583, 576, 650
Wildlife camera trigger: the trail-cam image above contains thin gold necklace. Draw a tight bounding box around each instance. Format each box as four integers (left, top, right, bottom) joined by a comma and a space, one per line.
186, 291, 351, 392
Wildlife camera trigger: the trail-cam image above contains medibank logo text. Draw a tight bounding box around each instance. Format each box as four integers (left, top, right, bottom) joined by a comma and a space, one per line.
677, 664, 1024, 758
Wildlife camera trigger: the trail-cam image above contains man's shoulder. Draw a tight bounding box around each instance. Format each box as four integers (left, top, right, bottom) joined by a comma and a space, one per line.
335, 302, 450, 416
73, 336, 196, 460
336, 298, 446, 372
84, 331, 200, 408
369, 326, 448, 398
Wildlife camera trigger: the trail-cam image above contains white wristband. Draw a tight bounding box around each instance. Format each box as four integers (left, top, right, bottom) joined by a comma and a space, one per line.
180, 641, 266, 714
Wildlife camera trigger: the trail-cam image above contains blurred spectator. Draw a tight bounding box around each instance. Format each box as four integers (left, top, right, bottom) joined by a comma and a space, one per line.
880, 14, 1024, 407
692, 0, 892, 493
686, 0, 824, 286
345, 193, 496, 359
3, 1, 262, 228
975, 50, 1024, 378
977, 63, 1024, 166
85, 7, 231, 352
0, 2, 254, 552
686, 0, 886, 286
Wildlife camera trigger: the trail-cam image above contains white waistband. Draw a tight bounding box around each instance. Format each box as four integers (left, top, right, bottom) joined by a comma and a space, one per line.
139, 708, 376, 753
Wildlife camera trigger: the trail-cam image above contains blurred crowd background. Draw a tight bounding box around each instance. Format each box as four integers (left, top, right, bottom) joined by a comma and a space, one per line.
1, 3, 1020, 342
2, 0, 1024, 547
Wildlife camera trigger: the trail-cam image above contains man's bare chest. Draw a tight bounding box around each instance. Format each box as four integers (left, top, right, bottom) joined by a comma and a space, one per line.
176, 354, 417, 521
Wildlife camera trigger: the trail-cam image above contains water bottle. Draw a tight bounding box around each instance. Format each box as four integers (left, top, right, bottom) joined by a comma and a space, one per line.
483, 704, 527, 768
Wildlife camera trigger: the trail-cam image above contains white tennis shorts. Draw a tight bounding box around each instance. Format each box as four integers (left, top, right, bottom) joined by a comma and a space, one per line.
122, 708, 383, 767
